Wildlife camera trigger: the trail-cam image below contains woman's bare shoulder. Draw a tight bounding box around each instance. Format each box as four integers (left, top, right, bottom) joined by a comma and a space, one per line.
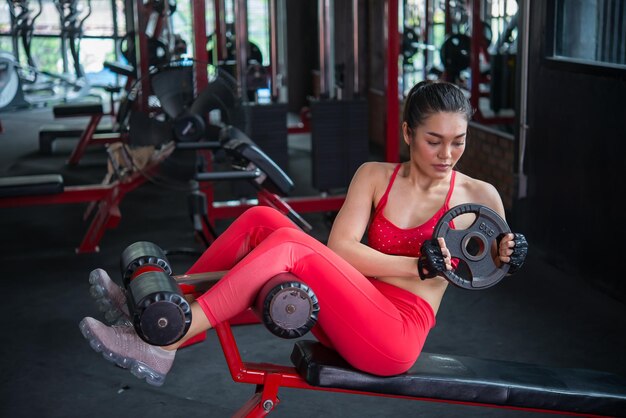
352, 161, 398, 184
357, 161, 397, 174
453, 171, 505, 211
346, 162, 400, 202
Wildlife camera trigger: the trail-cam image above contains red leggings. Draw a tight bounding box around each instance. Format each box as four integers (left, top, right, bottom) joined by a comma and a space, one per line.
188, 206, 436, 376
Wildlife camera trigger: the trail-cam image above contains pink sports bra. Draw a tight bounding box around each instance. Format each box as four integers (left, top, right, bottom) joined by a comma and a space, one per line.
367, 164, 456, 257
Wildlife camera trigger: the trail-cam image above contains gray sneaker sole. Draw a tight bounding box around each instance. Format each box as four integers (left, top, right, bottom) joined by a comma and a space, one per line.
79, 319, 166, 387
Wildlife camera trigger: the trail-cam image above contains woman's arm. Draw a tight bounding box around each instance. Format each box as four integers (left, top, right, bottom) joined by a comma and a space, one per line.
462, 178, 527, 270
327, 163, 420, 279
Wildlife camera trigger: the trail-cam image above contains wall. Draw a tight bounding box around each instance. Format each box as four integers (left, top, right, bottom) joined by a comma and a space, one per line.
464, 124, 515, 210
520, 1, 626, 301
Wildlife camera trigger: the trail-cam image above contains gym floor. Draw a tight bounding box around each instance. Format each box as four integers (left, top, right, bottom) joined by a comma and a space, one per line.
1, 107, 625, 418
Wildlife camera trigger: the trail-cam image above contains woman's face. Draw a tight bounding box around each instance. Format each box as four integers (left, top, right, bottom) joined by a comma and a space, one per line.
403, 112, 467, 178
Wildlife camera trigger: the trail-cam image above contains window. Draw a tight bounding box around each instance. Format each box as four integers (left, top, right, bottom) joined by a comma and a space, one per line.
553, 0, 625, 67
0, 0, 123, 77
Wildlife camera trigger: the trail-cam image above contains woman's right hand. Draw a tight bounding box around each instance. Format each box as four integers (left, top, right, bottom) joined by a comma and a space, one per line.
417, 237, 452, 280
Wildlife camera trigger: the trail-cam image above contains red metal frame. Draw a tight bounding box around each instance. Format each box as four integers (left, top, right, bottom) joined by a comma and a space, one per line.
50, 65, 137, 165
48, 108, 127, 166
213, 0, 226, 62
192, 0, 209, 91
63, 113, 128, 166
287, 107, 311, 135
138, 0, 151, 112
207, 189, 345, 222
214, 320, 611, 417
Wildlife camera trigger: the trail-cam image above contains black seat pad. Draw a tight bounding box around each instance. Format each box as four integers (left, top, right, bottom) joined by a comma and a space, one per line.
0, 175, 64, 197
53, 102, 103, 117
221, 126, 294, 196
291, 340, 626, 417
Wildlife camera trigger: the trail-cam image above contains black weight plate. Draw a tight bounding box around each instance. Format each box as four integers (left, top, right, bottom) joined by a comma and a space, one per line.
440, 33, 471, 73
433, 203, 510, 290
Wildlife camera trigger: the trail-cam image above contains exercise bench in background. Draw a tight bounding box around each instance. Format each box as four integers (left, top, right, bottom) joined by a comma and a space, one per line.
38, 61, 137, 165
189, 126, 344, 241
39, 101, 126, 166
0, 143, 174, 253
196, 126, 316, 229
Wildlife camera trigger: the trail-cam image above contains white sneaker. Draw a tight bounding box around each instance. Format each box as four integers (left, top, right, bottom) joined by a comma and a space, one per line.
79, 317, 176, 386
88, 268, 131, 325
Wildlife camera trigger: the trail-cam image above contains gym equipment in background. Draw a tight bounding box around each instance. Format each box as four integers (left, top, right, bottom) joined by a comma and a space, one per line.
182, 124, 314, 246
37, 60, 190, 165
0, 51, 28, 110
18, 69, 312, 254
307, 0, 369, 192
0, 142, 175, 253
1, 0, 92, 111
399, 0, 516, 127
37, 61, 134, 161
54, 0, 92, 80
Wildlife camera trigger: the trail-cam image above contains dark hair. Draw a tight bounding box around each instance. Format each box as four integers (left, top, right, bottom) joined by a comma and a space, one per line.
402, 80, 474, 129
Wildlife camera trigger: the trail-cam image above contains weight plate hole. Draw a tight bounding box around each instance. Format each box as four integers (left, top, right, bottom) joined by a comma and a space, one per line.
465, 236, 485, 257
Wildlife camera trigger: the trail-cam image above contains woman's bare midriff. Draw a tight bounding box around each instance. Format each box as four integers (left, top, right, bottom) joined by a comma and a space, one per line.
375, 276, 449, 315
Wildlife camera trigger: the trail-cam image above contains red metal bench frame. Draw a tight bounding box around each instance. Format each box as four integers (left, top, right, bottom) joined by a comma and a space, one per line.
213, 320, 614, 418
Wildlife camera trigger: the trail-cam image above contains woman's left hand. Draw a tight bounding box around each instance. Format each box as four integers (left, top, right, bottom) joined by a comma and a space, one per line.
497, 233, 528, 274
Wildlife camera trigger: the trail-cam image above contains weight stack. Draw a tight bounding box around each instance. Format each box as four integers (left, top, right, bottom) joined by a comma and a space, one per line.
231, 103, 289, 198
310, 99, 369, 191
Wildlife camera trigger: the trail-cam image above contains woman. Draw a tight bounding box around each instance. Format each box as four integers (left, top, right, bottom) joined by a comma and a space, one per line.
79, 80, 527, 386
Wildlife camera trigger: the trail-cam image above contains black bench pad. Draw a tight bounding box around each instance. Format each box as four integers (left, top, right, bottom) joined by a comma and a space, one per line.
291, 340, 626, 417
53, 102, 103, 117
0, 175, 64, 197
38, 121, 115, 153
221, 126, 294, 196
